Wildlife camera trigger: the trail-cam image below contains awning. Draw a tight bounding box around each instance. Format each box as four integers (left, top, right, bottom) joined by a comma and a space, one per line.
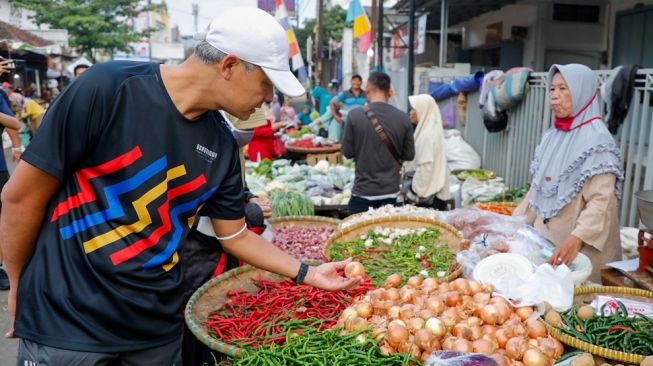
0, 20, 52, 48
393, 0, 519, 28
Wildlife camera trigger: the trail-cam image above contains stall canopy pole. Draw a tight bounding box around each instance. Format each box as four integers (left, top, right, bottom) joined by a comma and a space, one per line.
407, 0, 415, 104
315, 0, 324, 84
377, 0, 384, 70
439, 0, 449, 67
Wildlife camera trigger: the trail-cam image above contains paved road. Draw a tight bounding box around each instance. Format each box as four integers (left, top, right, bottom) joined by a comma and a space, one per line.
0, 289, 17, 365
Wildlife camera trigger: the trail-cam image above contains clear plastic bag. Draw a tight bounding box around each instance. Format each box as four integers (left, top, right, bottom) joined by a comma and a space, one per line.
425, 352, 499, 366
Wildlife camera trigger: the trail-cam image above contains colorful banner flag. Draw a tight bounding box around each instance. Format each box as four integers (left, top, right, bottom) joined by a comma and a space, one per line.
259, 0, 295, 14
275, 0, 307, 81
346, 0, 372, 53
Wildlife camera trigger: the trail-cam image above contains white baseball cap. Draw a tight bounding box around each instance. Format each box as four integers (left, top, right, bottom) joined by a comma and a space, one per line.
194, 7, 304, 98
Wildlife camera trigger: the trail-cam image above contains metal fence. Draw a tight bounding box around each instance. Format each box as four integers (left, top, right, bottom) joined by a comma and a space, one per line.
459, 69, 653, 227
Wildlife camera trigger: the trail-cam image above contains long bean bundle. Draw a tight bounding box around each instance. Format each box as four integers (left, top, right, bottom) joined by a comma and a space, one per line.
270, 190, 315, 217
556, 301, 653, 355
329, 228, 456, 287
232, 329, 418, 366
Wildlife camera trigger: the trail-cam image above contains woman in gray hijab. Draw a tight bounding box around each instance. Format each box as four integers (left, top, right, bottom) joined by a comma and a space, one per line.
514, 64, 624, 283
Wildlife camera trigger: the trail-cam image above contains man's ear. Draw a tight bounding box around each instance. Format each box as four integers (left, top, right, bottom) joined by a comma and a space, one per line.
218, 54, 240, 80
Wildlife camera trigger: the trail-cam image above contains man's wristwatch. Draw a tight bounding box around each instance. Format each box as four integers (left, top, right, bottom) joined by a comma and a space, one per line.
292, 262, 309, 285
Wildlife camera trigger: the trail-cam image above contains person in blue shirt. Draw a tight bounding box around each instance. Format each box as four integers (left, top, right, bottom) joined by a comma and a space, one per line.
327, 74, 367, 142
310, 82, 332, 116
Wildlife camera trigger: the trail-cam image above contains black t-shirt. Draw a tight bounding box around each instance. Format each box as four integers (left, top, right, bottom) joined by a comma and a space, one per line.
341, 102, 415, 197
15, 61, 245, 352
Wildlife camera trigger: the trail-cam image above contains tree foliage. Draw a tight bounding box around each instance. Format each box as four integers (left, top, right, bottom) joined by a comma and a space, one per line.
295, 5, 347, 58
9, 0, 157, 60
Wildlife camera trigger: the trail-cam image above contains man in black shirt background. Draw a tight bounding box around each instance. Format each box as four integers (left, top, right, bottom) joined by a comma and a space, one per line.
342, 72, 415, 215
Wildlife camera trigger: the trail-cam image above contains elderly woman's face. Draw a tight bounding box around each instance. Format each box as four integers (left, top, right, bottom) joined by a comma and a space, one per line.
409, 108, 418, 124
550, 73, 573, 118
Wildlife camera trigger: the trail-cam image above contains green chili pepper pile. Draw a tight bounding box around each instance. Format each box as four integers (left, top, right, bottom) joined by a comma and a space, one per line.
557, 301, 653, 355
328, 228, 456, 287
232, 329, 418, 366
270, 190, 314, 217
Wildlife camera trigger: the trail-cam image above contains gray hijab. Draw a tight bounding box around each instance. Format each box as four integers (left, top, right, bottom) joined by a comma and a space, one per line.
528, 64, 624, 219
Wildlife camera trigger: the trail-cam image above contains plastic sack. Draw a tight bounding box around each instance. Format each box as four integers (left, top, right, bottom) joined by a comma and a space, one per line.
425, 351, 498, 366
462, 178, 507, 206
439, 97, 458, 129
493, 263, 574, 312
444, 129, 481, 171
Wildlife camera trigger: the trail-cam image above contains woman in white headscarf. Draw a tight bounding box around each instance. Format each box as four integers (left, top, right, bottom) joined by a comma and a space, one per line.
514, 64, 624, 282
404, 94, 450, 210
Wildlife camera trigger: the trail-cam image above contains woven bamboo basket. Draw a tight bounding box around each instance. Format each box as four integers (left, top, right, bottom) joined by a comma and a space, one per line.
285, 144, 341, 154
268, 215, 340, 229
185, 260, 322, 358
541, 286, 653, 364
324, 216, 464, 282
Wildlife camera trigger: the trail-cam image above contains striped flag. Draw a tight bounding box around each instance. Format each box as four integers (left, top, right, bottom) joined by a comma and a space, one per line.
275, 0, 307, 81
346, 0, 372, 53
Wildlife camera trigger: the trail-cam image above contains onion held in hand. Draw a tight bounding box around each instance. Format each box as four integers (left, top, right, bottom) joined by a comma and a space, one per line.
344, 261, 365, 278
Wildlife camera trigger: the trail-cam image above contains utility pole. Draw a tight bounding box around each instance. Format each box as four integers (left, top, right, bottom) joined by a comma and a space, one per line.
407, 0, 415, 105
439, 0, 448, 67
377, 0, 383, 70
192, 3, 199, 34
315, 0, 324, 84
370, 0, 377, 72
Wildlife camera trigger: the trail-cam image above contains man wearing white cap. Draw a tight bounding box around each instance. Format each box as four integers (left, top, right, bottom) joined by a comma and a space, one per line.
1, 7, 360, 364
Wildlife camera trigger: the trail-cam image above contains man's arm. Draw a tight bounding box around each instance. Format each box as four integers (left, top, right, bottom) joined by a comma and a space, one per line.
213, 218, 361, 291
5, 129, 21, 161
341, 112, 355, 159
330, 93, 344, 123
0, 161, 61, 337
0, 113, 20, 131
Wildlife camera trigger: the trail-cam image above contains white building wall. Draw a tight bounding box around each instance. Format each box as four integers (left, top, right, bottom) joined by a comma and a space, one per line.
0, 0, 41, 29
606, 0, 653, 66
458, 0, 617, 71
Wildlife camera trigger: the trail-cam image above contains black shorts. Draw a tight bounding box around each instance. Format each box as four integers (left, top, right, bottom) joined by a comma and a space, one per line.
17, 338, 181, 366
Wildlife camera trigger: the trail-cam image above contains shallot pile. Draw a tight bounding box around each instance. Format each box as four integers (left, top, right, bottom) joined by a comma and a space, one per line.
271, 224, 335, 260
338, 275, 564, 365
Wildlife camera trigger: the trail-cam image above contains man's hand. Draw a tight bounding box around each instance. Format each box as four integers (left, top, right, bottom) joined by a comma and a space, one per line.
5, 287, 16, 338
548, 235, 582, 266
250, 196, 272, 218
11, 149, 21, 162
303, 258, 362, 291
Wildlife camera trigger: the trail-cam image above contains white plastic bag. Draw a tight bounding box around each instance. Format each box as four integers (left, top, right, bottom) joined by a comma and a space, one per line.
444, 129, 481, 171
493, 263, 574, 312
461, 177, 507, 206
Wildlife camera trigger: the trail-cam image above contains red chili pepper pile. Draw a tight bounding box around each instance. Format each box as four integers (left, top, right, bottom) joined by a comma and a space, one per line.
289, 138, 317, 148
204, 277, 374, 348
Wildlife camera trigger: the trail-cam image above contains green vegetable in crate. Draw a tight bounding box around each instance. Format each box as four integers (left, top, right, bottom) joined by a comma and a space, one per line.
546, 301, 653, 355
252, 159, 274, 179
456, 169, 496, 181
232, 328, 418, 366
270, 190, 315, 217
328, 227, 456, 287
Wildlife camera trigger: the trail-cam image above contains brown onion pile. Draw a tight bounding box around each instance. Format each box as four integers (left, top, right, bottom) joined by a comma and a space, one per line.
338, 276, 563, 364
271, 224, 335, 260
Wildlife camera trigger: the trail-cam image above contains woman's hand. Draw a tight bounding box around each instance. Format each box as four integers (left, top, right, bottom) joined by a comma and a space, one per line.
548, 235, 582, 266
304, 258, 362, 291
250, 196, 272, 218
0, 60, 14, 74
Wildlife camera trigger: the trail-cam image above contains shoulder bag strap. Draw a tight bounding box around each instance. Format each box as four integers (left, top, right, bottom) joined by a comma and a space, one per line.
364, 105, 402, 164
